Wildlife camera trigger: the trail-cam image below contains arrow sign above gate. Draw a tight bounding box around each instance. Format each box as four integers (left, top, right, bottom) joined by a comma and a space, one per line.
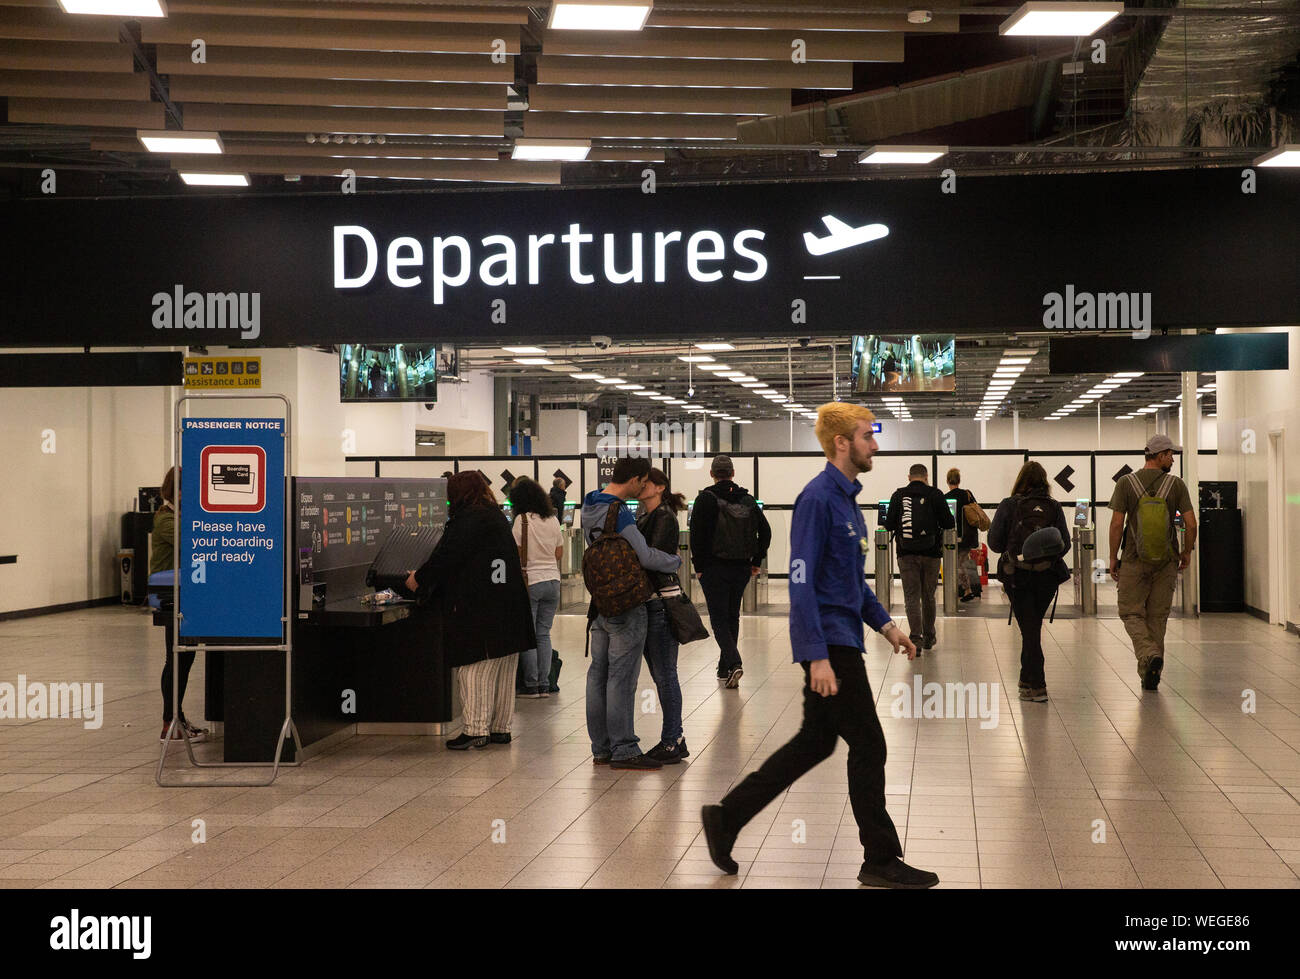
1112, 464, 1134, 482
1054, 465, 1076, 493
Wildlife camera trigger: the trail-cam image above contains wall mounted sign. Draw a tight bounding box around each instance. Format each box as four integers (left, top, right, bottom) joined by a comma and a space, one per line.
183, 355, 262, 388
3, 169, 1297, 348
179, 417, 285, 642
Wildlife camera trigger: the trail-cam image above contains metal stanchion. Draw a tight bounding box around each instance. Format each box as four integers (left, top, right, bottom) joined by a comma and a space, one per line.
1075, 527, 1097, 615
941, 527, 958, 614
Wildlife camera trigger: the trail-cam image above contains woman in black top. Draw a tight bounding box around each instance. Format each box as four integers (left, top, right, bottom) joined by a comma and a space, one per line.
988, 462, 1071, 704
407, 472, 535, 748
635, 468, 690, 764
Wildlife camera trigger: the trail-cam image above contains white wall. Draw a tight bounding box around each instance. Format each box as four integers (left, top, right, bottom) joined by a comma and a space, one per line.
536, 408, 587, 455
1214, 326, 1300, 627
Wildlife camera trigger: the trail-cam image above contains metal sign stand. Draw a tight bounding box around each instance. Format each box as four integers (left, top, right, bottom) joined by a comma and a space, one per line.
157, 393, 302, 788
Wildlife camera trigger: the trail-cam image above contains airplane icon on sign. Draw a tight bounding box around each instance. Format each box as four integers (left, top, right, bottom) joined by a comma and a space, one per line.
802, 215, 890, 256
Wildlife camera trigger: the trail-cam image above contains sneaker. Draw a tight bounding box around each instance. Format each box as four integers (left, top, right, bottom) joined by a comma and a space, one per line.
1141, 657, 1163, 691
960, 593, 977, 603
446, 733, 489, 750
488, 732, 511, 744
608, 753, 663, 771
1018, 680, 1030, 690
159, 724, 194, 743
1024, 687, 1048, 703
857, 857, 939, 889
923, 639, 936, 651
701, 805, 739, 875
724, 666, 744, 689
645, 738, 688, 764
182, 719, 209, 740
536, 690, 550, 699
716, 670, 729, 680
593, 754, 612, 766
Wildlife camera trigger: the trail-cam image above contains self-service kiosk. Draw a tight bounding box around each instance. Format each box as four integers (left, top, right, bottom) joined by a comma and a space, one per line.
1071, 499, 1097, 615
873, 499, 893, 610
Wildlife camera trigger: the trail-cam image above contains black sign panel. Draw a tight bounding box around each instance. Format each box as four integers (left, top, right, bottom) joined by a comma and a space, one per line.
2, 169, 1297, 348
0, 352, 181, 386
295, 477, 447, 573
1049, 333, 1289, 375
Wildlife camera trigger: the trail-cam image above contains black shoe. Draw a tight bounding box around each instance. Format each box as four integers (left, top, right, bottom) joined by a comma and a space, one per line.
701, 805, 739, 875
609, 753, 663, 771
923, 639, 936, 651
857, 857, 940, 889
446, 733, 489, 750
960, 593, 977, 603
593, 754, 611, 765
646, 738, 688, 764
1141, 657, 1163, 690
724, 666, 744, 688
489, 732, 511, 744
1018, 680, 1030, 690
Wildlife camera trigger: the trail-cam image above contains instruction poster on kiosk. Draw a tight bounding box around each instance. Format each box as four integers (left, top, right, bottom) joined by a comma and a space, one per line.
179, 417, 285, 641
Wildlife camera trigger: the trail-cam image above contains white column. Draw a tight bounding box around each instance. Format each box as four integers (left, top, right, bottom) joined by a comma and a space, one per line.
1012, 409, 1019, 449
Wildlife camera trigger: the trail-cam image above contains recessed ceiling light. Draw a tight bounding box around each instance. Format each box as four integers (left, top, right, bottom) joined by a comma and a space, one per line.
715, 371, 744, 378
649, 395, 673, 401
731, 376, 758, 383
999, 2, 1123, 37
138, 130, 223, 154
999, 357, 1033, 366
1255, 144, 1300, 167
694, 342, 734, 351
570, 372, 603, 380
178, 172, 249, 186
513, 357, 553, 365
503, 346, 547, 354
735, 419, 752, 424
596, 377, 626, 384
548, 1, 654, 31
616, 384, 644, 390
740, 382, 766, 388
511, 138, 590, 162
697, 364, 731, 372
60, 1, 166, 15
665, 399, 687, 405
858, 145, 947, 165
677, 355, 715, 363
1115, 372, 1144, 378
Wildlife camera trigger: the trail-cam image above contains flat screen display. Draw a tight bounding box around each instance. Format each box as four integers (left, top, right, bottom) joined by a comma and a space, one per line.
849, 334, 956, 394
340, 344, 438, 402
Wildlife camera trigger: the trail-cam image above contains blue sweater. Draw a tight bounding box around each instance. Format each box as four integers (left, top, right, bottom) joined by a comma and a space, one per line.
789, 463, 893, 663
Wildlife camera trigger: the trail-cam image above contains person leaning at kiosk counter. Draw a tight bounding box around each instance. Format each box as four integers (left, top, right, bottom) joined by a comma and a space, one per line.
404, 472, 536, 749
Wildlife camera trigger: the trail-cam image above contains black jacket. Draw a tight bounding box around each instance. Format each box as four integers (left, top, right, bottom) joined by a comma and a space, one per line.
412, 504, 536, 669
549, 486, 566, 514
689, 480, 772, 572
885, 480, 956, 559
944, 487, 981, 550
635, 503, 682, 591
988, 492, 1072, 586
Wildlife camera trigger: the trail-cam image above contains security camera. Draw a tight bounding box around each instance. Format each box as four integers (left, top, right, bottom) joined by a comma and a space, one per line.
424, 403, 435, 410
798, 337, 811, 348
591, 335, 613, 350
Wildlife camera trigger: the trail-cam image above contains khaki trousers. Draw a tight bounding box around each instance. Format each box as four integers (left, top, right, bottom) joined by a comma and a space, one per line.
1116, 558, 1179, 675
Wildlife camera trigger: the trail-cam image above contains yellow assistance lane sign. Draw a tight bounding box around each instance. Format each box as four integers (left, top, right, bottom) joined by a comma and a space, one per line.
183, 356, 262, 389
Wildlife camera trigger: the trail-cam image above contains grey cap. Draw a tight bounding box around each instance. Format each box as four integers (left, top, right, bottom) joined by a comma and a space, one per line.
1144, 434, 1181, 455
710, 454, 734, 476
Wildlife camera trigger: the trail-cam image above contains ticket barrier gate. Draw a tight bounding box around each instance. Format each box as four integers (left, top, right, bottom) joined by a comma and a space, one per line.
1072, 526, 1097, 615
1177, 525, 1196, 615
873, 527, 893, 611
678, 530, 694, 602
941, 527, 959, 614
742, 558, 768, 613
560, 526, 585, 605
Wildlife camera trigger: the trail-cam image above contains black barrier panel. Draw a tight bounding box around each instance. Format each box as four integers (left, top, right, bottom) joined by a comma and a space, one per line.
2, 168, 1298, 347
1049, 333, 1289, 374
0, 352, 182, 386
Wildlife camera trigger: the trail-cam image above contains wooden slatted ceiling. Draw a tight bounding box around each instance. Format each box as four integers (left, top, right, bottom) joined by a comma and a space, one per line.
183, 104, 506, 137
0, 39, 134, 72
646, 10, 960, 32
0, 68, 148, 100
543, 29, 902, 63
162, 2, 531, 24
7, 97, 165, 129
140, 15, 521, 55
163, 155, 563, 184
529, 86, 788, 116
167, 76, 506, 111
535, 56, 853, 89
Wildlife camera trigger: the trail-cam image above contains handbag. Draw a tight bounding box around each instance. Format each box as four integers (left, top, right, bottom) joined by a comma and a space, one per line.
658, 576, 710, 645
962, 494, 991, 533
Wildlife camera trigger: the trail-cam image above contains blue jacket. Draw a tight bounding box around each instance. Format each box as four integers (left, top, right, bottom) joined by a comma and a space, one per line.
789, 462, 893, 663
581, 491, 680, 576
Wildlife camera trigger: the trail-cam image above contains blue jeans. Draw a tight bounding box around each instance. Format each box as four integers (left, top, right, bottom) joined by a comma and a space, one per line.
586, 604, 647, 761
524, 578, 561, 691
643, 599, 683, 745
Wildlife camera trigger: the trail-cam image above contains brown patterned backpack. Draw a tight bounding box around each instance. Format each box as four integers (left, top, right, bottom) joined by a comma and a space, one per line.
582, 501, 653, 617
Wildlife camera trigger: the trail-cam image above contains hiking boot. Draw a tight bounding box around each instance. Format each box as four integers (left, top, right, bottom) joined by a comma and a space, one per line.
724, 666, 744, 689
701, 805, 739, 875
857, 857, 939, 889
609, 753, 663, 772
645, 738, 688, 764
446, 733, 489, 750
1141, 657, 1163, 691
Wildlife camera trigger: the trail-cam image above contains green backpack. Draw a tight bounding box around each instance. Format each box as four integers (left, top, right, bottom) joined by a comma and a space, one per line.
1125, 472, 1175, 564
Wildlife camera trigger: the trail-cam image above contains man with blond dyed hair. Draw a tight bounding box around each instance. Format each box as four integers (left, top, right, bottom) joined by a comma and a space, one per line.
702, 402, 939, 889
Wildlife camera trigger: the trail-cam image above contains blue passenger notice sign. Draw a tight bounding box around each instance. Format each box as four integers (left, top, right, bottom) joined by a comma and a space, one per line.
179, 417, 285, 641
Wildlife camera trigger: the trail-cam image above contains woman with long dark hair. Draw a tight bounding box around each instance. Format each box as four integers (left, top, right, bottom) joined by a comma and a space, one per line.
635, 467, 691, 763
508, 476, 563, 698
406, 472, 535, 748
988, 461, 1071, 703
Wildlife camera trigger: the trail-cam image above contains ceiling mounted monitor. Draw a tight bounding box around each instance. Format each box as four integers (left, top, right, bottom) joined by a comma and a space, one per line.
849, 334, 956, 394
340, 343, 438, 403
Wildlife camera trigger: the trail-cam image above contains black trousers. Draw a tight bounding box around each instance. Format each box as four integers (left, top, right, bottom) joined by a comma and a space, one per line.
1010, 570, 1059, 688
719, 645, 903, 864
160, 618, 196, 724
700, 563, 751, 674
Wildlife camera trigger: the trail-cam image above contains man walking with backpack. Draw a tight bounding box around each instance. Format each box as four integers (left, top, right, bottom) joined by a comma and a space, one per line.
581, 457, 682, 770
690, 454, 772, 688
1108, 435, 1197, 691
885, 464, 955, 653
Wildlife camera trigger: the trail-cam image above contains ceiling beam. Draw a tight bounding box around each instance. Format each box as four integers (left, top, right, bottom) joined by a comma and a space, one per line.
141, 15, 522, 55
162, 2, 531, 24
168, 75, 506, 110
0, 7, 121, 44
647, 11, 960, 32
543, 28, 903, 63
6, 97, 165, 129
156, 44, 514, 83
182, 103, 506, 136
525, 112, 738, 139
0, 39, 134, 73
90, 136, 504, 160
0, 68, 149, 101
166, 153, 561, 184
537, 56, 853, 90
530, 85, 789, 116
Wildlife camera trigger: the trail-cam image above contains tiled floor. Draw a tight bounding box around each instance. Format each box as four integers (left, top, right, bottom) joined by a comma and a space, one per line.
1, 603, 1298, 889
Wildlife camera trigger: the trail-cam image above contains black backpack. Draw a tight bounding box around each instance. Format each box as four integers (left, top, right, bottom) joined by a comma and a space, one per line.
710, 492, 758, 561
1002, 495, 1065, 576
895, 487, 940, 554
